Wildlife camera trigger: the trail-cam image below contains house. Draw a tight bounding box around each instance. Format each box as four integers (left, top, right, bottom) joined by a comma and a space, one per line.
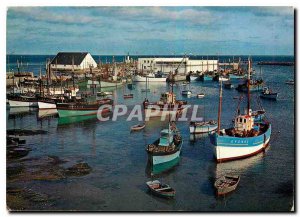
50, 52, 97, 71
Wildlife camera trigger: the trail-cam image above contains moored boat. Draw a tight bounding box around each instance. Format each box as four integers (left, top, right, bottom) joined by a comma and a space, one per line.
210, 58, 272, 163
8, 95, 38, 107
260, 87, 278, 100
214, 175, 240, 196
146, 122, 182, 173
143, 92, 187, 118
123, 93, 134, 99
197, 93, 205, 98
131, 123, 145, 131
57, 98, 113, 118
190, 120, 217, 134
146, 180, 175, 198
181, 90, 192, 96
133, 72, 167, 82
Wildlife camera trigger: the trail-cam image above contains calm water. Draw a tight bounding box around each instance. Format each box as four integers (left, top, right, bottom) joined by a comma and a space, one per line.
6, 56, 295, 211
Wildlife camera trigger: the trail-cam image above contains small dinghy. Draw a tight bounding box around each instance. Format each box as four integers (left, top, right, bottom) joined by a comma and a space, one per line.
285, 79, 294, 85
97, 91, 113, 97
131, 123, 145, 131
214, 175, 240, 196
123, 93, 134, 99
146, 180, 175, 198
197, 93, 205, 98
181, 90, 192, 96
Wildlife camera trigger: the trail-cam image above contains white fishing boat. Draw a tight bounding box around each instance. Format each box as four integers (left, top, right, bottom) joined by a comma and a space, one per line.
209, 58, 271, 163
181, 90, 192, 96
190, 120, 218, 134
8, 95, 38, 107
87, 80, 123, 88
197, 93, 205, 98
133, 72, 167, 82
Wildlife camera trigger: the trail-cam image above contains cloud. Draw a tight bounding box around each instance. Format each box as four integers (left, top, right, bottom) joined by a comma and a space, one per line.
8, 7, 99, 25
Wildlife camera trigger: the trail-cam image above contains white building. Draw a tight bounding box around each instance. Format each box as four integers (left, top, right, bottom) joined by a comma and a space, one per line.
137, 57, 218, 74
50, 52, 97, 71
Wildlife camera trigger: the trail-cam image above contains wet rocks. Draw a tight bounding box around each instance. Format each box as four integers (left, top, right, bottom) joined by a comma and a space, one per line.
64, 162, 92, 176
7, 129, 48, 136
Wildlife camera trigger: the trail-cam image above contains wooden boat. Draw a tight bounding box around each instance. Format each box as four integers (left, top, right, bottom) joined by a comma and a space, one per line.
197, 93, 205, 98
123, 93, 134, 99
146, 180, 175, 198
131, 123, 145, 131
190, 120, 217, 134
210, 58, 271, 163
181, 90, 192, 96
57, 98, 113, 118
97, 91, 113, 97
285, 79, 294, 85
214, 175, 240, 196
224, 81, 234, 89
260, 87, 278, 100
146, 122, 182, 173
8, 94, 38, 107
143, 92, 187, 118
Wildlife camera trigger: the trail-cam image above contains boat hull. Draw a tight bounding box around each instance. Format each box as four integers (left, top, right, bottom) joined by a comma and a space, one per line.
260, 93, 278, 100
8, 100, 38, 107
38, 101, 56, 109
210, 124, 271, 163
144, 106, 187, 118
190, 124, 218, 134
133, 75, 166, 82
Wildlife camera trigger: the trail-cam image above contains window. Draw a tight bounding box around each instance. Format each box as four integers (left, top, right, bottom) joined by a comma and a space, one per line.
148, 60, 150, 63
244, 119, 246, 123
144, 60, 146, 63
144, 66, 146, 69
239, 118, 242, 123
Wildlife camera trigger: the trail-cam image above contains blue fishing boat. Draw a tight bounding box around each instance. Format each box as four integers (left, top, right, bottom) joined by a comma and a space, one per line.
146, 122, 182, 174
210, 58, 271, 163
190, 120, 218, 134
236, 79, 264, 92
200, 74, 213, 81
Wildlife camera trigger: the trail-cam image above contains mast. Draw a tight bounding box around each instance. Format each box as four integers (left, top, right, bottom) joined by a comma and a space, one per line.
217, 80, 223, 134
247, 57, 251, 115
72, 56, 75, 89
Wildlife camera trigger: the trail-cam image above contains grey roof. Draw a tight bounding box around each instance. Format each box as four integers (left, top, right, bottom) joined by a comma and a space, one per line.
51, 52, 89, 65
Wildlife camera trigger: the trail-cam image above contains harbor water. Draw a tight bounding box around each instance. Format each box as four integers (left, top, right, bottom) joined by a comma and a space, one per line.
6, 56, 294, 211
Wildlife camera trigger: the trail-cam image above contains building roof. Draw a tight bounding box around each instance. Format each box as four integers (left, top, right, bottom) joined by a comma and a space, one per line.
51, 52, 89, 65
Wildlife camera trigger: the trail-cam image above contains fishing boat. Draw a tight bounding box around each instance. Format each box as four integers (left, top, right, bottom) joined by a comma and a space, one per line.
218, 76, 229, 82
260, 87, 278, 100
57, 98, 113, 118
214, 175, 240, 196
285, 79, 294, 85
190, 74, 200, 81
200, 74, 213, 81
133, 72, 167, 82
123, 93, 134, 99
146, 180, 175, 198
143, 92, 187, 118
130, 123, 145, 131
197, 93, 205, 98
229, 74, 246, 80
97, 91, 113, 97
224, 81, 234, 89
190, 120, 218, 134
210, 58, 271, 163
87, 80, 123, 88
8, 95, 38, 107
181, 90, 192, 96
146, 122, 182, 173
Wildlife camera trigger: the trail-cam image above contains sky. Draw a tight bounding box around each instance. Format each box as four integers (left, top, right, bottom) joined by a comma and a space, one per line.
6, 6, 294, 55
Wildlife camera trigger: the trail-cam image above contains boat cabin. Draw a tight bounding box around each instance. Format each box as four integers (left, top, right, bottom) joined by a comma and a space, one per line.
159, 129, 173, 146
234, 112, 254, 132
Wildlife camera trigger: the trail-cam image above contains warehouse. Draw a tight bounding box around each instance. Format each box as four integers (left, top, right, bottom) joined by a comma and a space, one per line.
50, 52, 97, 71
137, 57, 218, 74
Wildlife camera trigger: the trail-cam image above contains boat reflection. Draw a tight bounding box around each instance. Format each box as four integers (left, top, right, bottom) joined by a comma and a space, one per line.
190, 133, 209, 142
214, 145, 270, 179
8, 107, 37, 119
37, 109, 58, 120
145, 157, 180, 176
